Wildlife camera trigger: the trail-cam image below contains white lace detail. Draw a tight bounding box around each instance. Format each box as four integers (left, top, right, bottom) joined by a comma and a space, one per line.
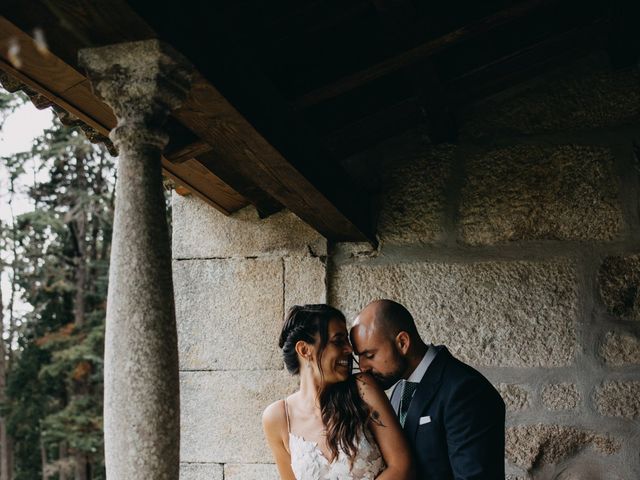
289, 429, 385, 480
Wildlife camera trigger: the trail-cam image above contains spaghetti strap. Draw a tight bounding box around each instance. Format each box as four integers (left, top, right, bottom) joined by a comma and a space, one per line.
283, 398, 291, 433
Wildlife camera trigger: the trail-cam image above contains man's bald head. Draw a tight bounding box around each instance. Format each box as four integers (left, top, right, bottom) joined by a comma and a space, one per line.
355, 299, 420, 341
351, 299, 425, 387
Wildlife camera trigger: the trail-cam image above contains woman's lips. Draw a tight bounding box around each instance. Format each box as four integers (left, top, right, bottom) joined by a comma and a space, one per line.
336, 358, 352, 369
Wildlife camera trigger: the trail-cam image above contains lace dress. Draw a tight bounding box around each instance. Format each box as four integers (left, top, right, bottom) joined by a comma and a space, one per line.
285, 400, 385, 480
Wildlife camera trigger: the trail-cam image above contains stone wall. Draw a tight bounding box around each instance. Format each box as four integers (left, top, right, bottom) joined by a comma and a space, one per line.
173, 52, 640, 479
332, 53, 640, 479
173, 196, 327, 480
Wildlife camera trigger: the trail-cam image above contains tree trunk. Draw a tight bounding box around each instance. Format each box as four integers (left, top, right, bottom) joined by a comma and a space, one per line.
1, 200, 15, 480
58, 442, 68, 480
73, 453, 87, 480
40, 439, 47, 480
6, 180, 17, 373
73, 152, 87, 330
72, 152, 89, 480
1, 289, 8, 480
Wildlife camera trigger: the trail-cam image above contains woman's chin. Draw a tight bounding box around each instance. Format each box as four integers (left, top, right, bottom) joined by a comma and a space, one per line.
324, 370, 351, 385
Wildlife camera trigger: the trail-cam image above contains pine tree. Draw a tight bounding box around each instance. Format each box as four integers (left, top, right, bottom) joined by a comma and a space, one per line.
2, 105, 114, 479
0, 88, 25, 480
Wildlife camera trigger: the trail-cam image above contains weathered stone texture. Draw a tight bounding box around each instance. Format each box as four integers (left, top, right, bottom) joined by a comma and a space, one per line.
598, 255, 640, 320
174, 258, 283, 370
180, 463, 223, 480
80, 40, 192, 480
332, 242, 379, 260
376, 140, 453, 245
551, 460, 626, 480
497, 384, 530, 412
181, 371, 298, 463
284, 256, 327, 309
460, 145, 623, 245
506, 424, 619, 471
172, 194, 326, 259
601, 331, 640, 365
594, 381, 640, 418
331, 260, 577, 367
461, 57, 640, 138
542, 383, 580, 410
224, 464, 279, 480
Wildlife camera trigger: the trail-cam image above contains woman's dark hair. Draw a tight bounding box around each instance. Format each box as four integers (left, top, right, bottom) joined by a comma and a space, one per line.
279, 304, 370, 465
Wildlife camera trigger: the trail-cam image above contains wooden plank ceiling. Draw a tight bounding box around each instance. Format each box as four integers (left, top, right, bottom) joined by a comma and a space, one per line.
1, 0, 638, 241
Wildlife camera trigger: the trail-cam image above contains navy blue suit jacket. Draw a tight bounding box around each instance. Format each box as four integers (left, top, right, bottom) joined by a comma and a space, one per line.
392, 346, 505, 479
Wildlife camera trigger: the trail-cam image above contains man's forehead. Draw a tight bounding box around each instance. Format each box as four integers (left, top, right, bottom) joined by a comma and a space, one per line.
350, 321, 382, 347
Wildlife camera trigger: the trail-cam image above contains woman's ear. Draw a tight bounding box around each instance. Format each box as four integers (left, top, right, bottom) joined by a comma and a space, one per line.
395, 331, 411, 355
295, 340, 312, 361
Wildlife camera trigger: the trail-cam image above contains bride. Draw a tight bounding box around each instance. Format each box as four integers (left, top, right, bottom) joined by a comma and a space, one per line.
263, 304, 414, 479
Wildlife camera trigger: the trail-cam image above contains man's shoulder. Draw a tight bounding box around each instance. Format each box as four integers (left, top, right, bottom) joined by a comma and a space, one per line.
439, 348, 499, 394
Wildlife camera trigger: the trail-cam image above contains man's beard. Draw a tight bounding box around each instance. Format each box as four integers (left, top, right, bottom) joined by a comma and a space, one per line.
372, 355, 408, 390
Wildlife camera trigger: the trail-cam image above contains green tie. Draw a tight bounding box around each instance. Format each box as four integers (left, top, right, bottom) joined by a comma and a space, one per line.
399, 381, 418, 427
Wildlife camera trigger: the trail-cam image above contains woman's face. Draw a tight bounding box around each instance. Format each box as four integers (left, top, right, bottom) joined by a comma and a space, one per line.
313, 318, 353, 385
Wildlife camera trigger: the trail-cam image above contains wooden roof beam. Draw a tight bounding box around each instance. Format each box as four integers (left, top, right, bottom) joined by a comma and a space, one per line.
370, 0, 457, 143
126, 1, 376, 242
170, 73, 374, 240
4, 6, 375, 240
295, 0, 561, 108
448, 19, 611, 105
0, 17, 245, 216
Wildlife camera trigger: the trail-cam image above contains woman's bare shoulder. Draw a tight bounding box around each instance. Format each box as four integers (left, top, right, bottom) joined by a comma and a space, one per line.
262, 399, 287, 430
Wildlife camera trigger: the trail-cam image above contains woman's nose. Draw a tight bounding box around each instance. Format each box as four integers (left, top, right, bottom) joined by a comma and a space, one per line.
344, 343, 353, 354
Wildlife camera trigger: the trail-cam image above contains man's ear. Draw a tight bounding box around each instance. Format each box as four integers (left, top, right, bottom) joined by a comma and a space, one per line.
395, 331, 411, 355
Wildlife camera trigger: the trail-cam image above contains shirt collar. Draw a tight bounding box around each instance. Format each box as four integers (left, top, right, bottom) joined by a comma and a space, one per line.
407, 344, 437, 383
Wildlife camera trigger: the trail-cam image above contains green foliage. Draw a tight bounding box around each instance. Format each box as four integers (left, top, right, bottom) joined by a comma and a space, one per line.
1, 102, 114, 479
0, 90, 25, 130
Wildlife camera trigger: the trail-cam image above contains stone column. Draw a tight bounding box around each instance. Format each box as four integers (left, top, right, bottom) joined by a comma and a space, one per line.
78, 40, 192, 479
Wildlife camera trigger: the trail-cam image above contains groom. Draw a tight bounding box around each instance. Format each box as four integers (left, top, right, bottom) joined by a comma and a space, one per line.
351, 299, 505, 480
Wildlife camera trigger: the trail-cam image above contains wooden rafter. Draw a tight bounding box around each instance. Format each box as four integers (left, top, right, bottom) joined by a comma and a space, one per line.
369, 0, 457, 143
0, 16, 245, 216
123, 0, 376, 241
448, 19, 611, 105
170, 72, 372, 239
294, 0, 561, 108
1, 9, 375, 241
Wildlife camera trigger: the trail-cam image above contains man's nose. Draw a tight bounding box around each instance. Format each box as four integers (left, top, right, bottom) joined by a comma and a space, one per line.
358, 356, 370, 371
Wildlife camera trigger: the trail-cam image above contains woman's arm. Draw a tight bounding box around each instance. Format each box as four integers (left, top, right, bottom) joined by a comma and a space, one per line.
355, 373, 415, 480
262, 400, 296, 480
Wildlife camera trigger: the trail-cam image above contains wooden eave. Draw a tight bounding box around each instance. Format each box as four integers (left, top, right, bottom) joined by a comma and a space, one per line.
0, 7, 376, 242
2, 0, 638, 243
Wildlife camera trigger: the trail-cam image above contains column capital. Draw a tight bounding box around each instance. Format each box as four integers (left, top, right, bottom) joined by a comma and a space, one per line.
79, 39, 193, 151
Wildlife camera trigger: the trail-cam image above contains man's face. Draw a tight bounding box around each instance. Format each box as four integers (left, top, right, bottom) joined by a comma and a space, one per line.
350, 321, 407, 390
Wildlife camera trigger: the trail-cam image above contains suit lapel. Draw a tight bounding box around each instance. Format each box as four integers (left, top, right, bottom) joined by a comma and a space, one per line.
404, 346, 450, 439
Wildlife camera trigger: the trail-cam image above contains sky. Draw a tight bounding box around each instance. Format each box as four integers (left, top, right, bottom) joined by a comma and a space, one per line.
1, 97, 54, 321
